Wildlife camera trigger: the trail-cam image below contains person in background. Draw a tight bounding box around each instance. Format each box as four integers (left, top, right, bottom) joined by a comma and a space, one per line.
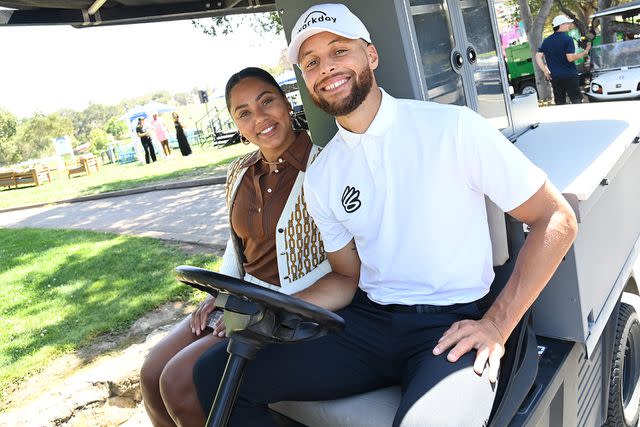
172, 112, 192, 156
136, 117, 157, 164
535, 15, 591, 105
152, 112, 171, 156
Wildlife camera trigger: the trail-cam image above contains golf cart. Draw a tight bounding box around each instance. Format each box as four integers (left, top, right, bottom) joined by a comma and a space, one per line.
3, 1, 640, 426
587, 0, 640, 101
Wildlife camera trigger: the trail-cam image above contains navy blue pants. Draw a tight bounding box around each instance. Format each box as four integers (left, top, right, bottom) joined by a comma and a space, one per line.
193, 290, 497, 426
552, 76, 582, 104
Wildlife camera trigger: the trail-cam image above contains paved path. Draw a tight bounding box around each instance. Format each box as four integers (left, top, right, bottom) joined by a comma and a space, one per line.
0, 185, 230, 247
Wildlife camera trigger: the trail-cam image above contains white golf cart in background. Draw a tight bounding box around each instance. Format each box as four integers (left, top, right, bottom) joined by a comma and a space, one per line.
587, 1, 640, 101
2, 1, 640, 426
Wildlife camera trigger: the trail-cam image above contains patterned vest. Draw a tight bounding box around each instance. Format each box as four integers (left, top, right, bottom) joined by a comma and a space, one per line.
219, 145, 330, 295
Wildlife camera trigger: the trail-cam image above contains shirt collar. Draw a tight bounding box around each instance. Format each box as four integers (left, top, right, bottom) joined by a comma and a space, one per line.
240, 130, 312, 172
335, 88, 397, 147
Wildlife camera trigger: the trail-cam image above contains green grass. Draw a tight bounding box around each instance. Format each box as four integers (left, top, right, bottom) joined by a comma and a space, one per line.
0, 228, 220, 401
0, 143, 255, 210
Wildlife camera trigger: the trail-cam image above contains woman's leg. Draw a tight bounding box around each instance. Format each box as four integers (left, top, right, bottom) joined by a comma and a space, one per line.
140, 316, 211, 427
162, 140, 171, 156
160, 334, 224, 427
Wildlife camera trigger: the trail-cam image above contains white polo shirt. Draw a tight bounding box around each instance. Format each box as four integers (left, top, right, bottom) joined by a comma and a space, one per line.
303, 89, 546, 305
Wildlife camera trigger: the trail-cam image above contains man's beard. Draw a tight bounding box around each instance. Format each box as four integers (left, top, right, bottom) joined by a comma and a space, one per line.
310, 66, 373, 117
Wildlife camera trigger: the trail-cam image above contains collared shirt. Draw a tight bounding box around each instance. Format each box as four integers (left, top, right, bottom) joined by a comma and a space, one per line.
304, 89, 546, 305
231, 131, 312, 286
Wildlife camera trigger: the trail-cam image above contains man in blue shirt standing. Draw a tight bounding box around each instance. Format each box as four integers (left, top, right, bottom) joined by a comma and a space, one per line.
535, 15, 591, 104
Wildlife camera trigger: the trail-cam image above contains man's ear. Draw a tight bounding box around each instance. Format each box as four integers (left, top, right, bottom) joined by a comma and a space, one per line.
367, 43, 379, 70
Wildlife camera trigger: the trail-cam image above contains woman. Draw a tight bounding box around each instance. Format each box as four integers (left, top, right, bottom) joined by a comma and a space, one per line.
140, 67, 330, 427
172, 112, 192, 156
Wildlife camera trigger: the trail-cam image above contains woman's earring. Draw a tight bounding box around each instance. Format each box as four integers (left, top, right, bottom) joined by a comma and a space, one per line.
240, 134, 250, 145
290, 111, 297, 130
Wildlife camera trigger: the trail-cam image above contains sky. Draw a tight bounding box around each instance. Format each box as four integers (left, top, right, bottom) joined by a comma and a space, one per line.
0, 17, 290, 118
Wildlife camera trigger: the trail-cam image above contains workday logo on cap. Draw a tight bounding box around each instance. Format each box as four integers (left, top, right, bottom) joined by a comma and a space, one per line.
287, 3, 371, 64
297, 10, 338, 33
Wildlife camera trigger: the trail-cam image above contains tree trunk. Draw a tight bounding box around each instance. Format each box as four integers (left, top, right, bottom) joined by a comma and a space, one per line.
517, 0, 554, 101
598, 0, 616, 43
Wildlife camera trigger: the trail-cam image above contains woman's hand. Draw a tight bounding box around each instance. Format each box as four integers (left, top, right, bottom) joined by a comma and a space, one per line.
211, 314, 226, 338
190, 295, 216, 336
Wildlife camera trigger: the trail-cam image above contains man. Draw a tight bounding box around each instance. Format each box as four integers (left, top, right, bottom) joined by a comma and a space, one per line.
136, 117, 157, 164
536, 15, 591, 105
194, 4, 577, 426
151, 112, 171, 156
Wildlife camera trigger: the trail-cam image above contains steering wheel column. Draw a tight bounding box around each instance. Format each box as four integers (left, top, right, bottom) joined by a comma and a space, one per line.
174, 266, 345, 427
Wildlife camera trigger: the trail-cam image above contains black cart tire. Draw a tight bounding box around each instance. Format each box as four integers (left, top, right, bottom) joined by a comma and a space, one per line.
605, 302, 640, 427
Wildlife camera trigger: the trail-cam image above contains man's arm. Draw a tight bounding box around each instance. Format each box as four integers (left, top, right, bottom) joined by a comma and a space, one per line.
434, 180, 577, 382
566, 43, 591, 62
294, 239, 360, 311
535, 52, 551, 80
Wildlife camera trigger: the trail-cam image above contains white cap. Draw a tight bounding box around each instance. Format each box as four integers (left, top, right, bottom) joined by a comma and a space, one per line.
287, 3, 371, 64
552, 15, 573, 27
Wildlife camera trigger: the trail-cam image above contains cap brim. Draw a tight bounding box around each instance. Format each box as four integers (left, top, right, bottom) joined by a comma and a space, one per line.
287, 28, 369, 65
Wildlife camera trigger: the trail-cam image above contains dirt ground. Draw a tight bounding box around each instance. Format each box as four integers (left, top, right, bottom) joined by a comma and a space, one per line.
0, 241, 223, 427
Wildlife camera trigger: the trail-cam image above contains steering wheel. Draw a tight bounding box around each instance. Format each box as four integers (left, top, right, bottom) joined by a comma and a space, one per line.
174, 265, 345, 344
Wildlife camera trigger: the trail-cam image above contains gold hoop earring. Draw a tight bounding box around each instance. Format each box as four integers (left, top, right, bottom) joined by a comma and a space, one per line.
240, 134, 250, 145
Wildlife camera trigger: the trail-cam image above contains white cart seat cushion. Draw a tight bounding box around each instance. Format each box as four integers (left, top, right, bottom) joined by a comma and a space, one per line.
270, 386, 401, 427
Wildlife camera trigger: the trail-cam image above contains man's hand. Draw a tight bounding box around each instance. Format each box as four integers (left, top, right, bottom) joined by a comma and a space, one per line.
432, 317, 505, 383
190, 296, 216, 336
543, 69, 552, 81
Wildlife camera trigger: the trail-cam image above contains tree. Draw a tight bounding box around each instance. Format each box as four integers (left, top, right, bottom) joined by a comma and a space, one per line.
88, 128, 111, 153
173, 92, 193, 106
598, 0, 619, 43
517, 0, 555, 100
555, 0, 598, 36
193, 12, 283, 37
261, 48, 292, 79
14, 113, 74, 161
150, 90, 172, 104
104, 117, 128, 140
0, 108, 18, 165
62, 103, 123, 145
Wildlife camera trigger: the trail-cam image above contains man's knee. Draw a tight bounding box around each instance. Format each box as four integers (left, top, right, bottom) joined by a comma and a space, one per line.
395, 367, 495, 427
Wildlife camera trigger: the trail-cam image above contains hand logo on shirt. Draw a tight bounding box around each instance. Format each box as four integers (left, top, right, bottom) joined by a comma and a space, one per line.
342, 186, 362, 213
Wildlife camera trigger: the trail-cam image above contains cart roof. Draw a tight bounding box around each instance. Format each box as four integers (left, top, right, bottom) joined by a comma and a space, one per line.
0, 0, 276, 27
590, 0, 640, 19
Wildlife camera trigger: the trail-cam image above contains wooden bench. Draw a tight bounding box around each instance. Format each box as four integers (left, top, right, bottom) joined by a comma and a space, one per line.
14, 167, 52, 187
67, 155, 101, 178
0, 171, 17, 189
0, 168, 52, 188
